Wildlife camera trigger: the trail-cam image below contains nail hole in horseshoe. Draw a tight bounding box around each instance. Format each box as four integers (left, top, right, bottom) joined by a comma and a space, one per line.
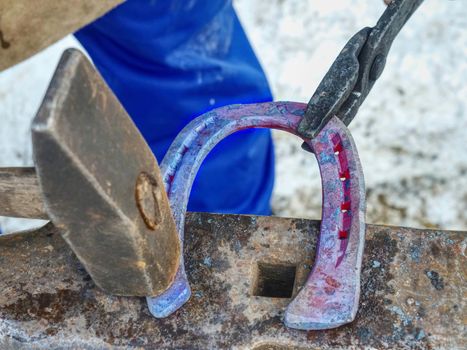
332, 133, 353, 243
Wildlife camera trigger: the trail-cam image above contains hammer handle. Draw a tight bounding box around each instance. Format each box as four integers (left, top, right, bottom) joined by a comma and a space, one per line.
0, 167, 48, 219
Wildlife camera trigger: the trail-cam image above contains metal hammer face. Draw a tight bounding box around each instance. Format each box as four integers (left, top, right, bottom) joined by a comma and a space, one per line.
31, 49, 180, 296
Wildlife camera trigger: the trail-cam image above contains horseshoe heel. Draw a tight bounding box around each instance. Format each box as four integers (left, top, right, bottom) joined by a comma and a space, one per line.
146, 102, 365, 331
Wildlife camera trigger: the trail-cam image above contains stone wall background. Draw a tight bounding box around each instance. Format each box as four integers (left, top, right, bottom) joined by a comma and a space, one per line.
0, 0, 466, 233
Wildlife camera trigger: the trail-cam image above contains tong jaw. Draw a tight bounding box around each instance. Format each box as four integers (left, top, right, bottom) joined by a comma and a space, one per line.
298, 0, 424, 139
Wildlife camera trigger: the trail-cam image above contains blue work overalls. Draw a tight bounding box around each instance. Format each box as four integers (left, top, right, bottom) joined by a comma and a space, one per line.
75, 0, 274, 215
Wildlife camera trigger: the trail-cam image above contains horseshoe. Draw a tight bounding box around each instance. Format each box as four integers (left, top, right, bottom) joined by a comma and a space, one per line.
146, 101, 366, 330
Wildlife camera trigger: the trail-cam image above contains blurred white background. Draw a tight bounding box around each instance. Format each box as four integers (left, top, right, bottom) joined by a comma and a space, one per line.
1, 0, 466, 233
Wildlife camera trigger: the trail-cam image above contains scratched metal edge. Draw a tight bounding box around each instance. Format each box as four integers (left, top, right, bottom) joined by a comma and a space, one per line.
0, 213, 465, 349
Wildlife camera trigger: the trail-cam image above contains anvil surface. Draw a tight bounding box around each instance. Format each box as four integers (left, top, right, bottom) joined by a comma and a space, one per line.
0, 213, 465, 349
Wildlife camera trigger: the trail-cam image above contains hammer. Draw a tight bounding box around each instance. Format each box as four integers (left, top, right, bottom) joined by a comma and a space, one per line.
0, 49, 180, 297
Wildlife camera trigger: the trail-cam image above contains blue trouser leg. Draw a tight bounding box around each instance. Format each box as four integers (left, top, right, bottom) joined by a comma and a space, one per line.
75, 0, 274, 215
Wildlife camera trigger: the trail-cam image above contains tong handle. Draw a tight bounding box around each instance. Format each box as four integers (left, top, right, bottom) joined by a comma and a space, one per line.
298, 0, 424, 139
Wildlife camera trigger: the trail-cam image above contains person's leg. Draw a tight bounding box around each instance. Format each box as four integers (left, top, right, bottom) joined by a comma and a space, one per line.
75, 0, 274, 215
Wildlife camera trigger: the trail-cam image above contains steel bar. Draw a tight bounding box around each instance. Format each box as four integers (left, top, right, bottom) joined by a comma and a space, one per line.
0, 213, 464, 349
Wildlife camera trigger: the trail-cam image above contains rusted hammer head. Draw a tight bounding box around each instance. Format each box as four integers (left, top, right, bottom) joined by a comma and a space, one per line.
31, 49, 180, 296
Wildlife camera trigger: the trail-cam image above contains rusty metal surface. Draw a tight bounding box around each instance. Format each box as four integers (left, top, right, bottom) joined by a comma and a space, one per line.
0, 0, 123, 71
31, 49, 180, 297
0, 213, 464, 349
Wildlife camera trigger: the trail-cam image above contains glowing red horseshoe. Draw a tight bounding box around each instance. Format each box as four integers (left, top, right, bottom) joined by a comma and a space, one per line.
146, 101, 366, 330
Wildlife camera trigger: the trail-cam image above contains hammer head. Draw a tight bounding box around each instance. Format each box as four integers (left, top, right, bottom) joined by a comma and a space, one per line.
31, 49, 180, 296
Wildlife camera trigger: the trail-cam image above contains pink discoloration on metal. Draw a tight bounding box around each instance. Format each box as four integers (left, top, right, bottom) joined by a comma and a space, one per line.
146, 102, 365, 331
285, 115, 366, 330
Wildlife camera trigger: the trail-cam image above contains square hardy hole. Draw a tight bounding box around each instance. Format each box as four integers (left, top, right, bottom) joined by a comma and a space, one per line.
252, 262, 297, 298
